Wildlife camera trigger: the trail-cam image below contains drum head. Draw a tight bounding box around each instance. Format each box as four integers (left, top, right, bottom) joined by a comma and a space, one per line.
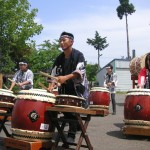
16, 89, 56, 103
56, 94, 86, 101
0, 89, 16, 98
127, 89, 150, 96
90, 87, 109, 92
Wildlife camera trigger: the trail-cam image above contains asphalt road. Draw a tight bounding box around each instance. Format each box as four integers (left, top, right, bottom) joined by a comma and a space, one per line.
0, 93, 150, 150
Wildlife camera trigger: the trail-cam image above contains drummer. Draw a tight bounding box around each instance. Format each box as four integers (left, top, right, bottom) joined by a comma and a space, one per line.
138, 53, 150, 89
48, 31, 89, 143
104, 64, 118, 115
9, 60, 34, 91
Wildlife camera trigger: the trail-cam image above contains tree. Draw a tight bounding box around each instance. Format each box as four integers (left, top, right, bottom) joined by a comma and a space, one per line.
116, 0, 135, 59
0, 0, 43, 73
27, 40, 61, 88
87, 31, 109, 69
86, 63, 99, 88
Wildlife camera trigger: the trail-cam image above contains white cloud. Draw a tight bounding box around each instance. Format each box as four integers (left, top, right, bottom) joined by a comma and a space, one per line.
32, 7, 150, 67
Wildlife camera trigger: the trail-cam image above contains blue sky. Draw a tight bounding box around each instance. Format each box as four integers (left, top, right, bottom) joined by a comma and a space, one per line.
28, 0, 150, 67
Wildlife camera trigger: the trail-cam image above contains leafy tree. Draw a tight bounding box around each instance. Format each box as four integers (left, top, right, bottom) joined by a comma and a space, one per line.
116, 0, 135, 59
87, 31, 109, 69
86, 63, 99, 88
27, 40, 61, 88
0, 0, 43, 73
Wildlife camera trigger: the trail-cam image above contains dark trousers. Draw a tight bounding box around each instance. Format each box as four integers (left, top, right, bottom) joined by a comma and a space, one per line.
111, 93, 116, 113
63, 112, 77, 139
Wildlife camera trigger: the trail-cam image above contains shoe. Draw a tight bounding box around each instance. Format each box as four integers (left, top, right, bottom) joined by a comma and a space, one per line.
67, 136, 75, 143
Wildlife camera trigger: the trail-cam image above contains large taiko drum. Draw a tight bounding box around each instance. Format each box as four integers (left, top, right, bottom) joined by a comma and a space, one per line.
129, 54, 147, 76
11, 89, 56, 142
124, 89, 150, 126
89, 87, 110, 109
0, 89, 16, 113
55, 94, 86, 108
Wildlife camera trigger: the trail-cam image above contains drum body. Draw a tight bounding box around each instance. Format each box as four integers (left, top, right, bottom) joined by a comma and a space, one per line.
89, 87, 110, 109
129, 54, 147, 76
0, 89, 16, 113
11, 89, 56, 141
124, 89, 150, 125
55, 94, 86, 108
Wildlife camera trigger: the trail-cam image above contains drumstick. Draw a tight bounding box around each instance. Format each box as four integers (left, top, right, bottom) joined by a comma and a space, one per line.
38, 82, 48, 91
8, 78, 19, 85
3, 84, 8, 90
39, 71, 58, 81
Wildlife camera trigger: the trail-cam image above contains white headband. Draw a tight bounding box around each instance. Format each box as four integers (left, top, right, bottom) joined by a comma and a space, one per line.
19, 62, 27, 65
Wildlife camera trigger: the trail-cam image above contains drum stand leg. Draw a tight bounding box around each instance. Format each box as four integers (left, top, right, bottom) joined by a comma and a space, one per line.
4, 137, 53, 150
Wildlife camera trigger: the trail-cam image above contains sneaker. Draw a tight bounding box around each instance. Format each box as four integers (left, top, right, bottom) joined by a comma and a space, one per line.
67, 136, 75, 143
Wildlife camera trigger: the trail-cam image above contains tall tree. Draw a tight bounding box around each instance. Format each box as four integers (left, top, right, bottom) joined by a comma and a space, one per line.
116, 0, 135, 59
87, 31, 109, 69
0, 0, 43, 73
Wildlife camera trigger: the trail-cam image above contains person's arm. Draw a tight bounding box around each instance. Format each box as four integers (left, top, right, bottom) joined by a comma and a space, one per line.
104, 75, 107, 87
138, 68, 146, 88
9, 82, 16, 91
112, 73, 118, 87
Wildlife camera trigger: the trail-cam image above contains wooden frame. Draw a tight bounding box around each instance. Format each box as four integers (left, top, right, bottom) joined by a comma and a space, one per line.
47, 106, 102, 150
4, 137, 52, 150
131, 75, 138, 89
0, 103, 13, 137
122, 125, 150, 136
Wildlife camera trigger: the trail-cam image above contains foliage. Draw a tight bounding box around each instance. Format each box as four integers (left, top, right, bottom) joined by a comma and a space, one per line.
87, 31, 109, 68
0, 0, 43, 73
116, 0, 135, 59
87, 31, 109, 51
116, 0, 136, 19
86, 63, 99, 88
28, 40, 61, 88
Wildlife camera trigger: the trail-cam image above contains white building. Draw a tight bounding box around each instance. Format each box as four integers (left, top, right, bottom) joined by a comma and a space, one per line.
96, 59, 132, 92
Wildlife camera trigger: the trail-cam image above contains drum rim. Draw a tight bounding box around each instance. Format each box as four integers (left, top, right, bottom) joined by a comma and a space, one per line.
0, 89, 16, 98
11, 128, 53, 141
56, 94, 86, 101
126, 89, 150, 96
55, 104, 85, 109
16, 89, 56, 103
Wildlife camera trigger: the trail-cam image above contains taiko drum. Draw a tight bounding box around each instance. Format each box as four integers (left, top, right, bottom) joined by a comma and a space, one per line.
11, 89, 56, 141
89, 87, 110, 108
55, 94, 86, 108
124, 89, 150, 125
0, 89, 16, 113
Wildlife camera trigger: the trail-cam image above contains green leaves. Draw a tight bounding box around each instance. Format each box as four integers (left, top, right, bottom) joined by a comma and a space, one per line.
87, 31, 109, 51
116, 0, 136, 19
0, 0, 43, 73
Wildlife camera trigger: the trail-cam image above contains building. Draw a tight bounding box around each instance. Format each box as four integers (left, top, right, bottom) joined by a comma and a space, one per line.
96, 59, 132, 92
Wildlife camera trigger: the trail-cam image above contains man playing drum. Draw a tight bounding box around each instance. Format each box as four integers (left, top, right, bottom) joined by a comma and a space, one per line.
9, 60, 34, 91
48, 31, 89, 143
138, 53, 150, 89
104, 64, 118, 115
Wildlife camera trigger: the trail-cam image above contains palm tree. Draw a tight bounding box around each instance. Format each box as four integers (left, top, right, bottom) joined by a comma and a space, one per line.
116, 0, 135, 60
87, 31, 109, 69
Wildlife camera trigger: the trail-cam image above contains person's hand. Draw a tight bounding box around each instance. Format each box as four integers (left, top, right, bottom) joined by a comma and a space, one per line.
107, 82, 112, 87
47, 82, 59, 93
17, 82, 23, 87
57, 76, 67, 84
